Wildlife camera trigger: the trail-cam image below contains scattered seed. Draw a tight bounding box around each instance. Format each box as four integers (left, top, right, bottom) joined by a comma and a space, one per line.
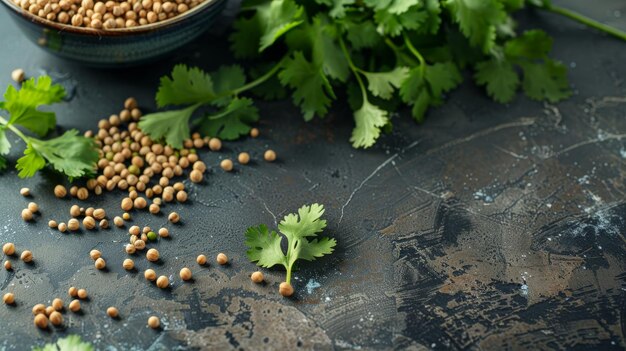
158, 228, 169, 238
34, 313, 48, 329
45, 306, 55, 316
49, 311, 63, 326
220, 159, 233, 172
144, 269, 156, 281
168, 212, 180, 223
122, 212, 131, 221
89, 249, 101, 260
77, 289, 87, 299
279, 282, 294, 297
93, 208, 106, 220
250, 127, 259, 138
11, 68, 25, 83
129, 225, 140, 236
52, 298, 63, 311
175, 191, 187, 202
27, 202, 39, 213
54, 185, 67, 198
48, 220, 58, 228
208, 138, 221, 151
68, 218, 80, 231
149, 203, 160, 214
238, 152, 250, 165
83, 216, 96, 230
2, 243, 15, 255
121, 197, 133, 211
3, 293, 14, 304
70, 205, 81, 217
179, 267, 192, 281
251, 271, 264, 283
85, 207, 95, 217
68, 287, 78, 297
58, 222, 67, 232
156, 275, 169, 288
114, 216, 124, 227
107, 306, 119, 318
21, 209, 34, 221
77, 187, 89, 200
99, 219, 109, 229
147, 231, 157, 241
146, 248, 159, 262
196, 254, 207, 265
4, 261, 11, 270
125, 244, 136, 254
95, 257, 106, 269
21, 250, 33, 263
20, 188, 30, 196
216, 253, 228, 265
69, 299, 81, 312
32, 304, 46, 315
134, 197, 147, 209
134, 239, 146, 250
123, 258, 134, 270
148, 315, 160, 329
189, 169, 203, 183
264, 149, 276, 162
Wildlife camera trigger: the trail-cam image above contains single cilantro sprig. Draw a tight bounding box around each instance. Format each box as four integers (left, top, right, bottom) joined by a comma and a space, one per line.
245, 203, 337, 297
33, 335, 94, 351
0, 76, 98, 179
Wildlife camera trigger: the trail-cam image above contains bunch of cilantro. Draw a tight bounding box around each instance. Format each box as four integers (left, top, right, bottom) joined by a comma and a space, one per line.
0, 76, 98, 178
140, 0, 626, 149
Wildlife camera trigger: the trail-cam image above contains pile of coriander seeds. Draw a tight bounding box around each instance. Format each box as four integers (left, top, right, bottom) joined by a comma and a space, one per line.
11, 0, 207, 29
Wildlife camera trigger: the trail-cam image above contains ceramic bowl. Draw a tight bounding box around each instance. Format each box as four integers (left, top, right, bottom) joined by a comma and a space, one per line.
0, 0, 227, 66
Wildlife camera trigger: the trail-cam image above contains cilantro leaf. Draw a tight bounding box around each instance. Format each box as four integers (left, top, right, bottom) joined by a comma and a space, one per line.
520, 59, 571, 102
374, 6, 427, 36
138, 104, 199, 149
33, 335, 94, 351
445, 0, 506, 53
2, 76, 65, 137
418, 0, 442, 34
197, 97, 259, 140
278, 51, 335, 120
424, 61, 463, 100
210, 65, 247, 106
345, 20, 382, 49
316, 0, 355, 18
350, 98, 389, 148
363, 67, 410, 99
17, 130, 98, 179
230, 16, 263, 59
475, 58, 519, 103
505, 29, 553, 59
0, 155, 6, 171
245, 204, 336, 289
0, 126, 10, 155
156, 65, 214, 108
243, 0, 305, 52
387, 0, 420, 14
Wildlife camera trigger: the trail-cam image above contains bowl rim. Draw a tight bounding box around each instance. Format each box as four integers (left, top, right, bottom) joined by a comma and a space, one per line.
0, 0, 223, 36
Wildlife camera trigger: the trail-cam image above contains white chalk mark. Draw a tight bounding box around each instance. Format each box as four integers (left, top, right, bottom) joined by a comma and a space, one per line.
493, 144, 528, 159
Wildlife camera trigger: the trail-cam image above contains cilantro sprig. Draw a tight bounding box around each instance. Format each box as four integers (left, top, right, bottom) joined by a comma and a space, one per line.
142, 0, 626, 149
33, 335, 94, 351
245, 203, 336, 296
0, 76, 98, 179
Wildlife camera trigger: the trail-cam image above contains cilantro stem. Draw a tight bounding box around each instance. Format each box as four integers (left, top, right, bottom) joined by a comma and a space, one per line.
540, 4, 626, 41
0, 116, 30, 143
402, 33, 426, 76
285, 263, 293, 284
338, 36, 368, 101
384, 38, 418, 67
231, 57, 288, 96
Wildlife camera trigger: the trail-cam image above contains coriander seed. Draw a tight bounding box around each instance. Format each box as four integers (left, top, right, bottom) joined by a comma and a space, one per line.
107, 306, 119, 318
175, 191, 187, 202
95, 257, 106, 269
54, 185, 67, 198
189, 169, 202, 183
129, 225, 140, 236
77, 288, 87, 299
68, 218, 80, 231
3, 292, 15, 304
148, 315, 160, 329
196, 254, 207, 265
58, 222, 67, 232
264, 149, 276, 162
208, 138, 221, 151
134, 239, 146, 250
156, 275, 169, 288
158, 228, 169, 238
68, 287, 78, 297
123, 258, 134, 270
279, 282, 294, 297
121, 197, 133, 211
144, 269, 156, 281
149, 203, 160, 214
83, 216, 96, 230
52, 298, 63, 311
220, 159, 233, 172
45, 306, 55, 316
77, 187, 89, 200
147, 231, 157, 241
134, 197, 147, 209
70, 205, 81, 217
33, 304, 46, 315
69, 299, 81, 312
11, 68, 25, 83
168, 212, 180, 223
216, 253, 228, 265
20, 187, 30, 196
251, 271, 264, 283
4, 261, 11, 270
21, 250, 33, 262
238, 152, 250, 165
27, 202, 39, 213
100, 219, 109, 229
146, 248, 159, 262
114, 216, 124, 227
93, 208, 106, 220
89, 249, 101, 260
48, 220, 58, 228
250, 127, 259, 138
21, 208, 33, 221
3, 243, 15, 255
179, 267, 192, 281
34, 313, 48, 329
49, 311, 63, 326
125, 244, 136, 254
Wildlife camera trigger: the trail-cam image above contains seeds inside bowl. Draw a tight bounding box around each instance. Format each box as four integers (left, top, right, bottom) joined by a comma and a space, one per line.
12, 0, 209, 30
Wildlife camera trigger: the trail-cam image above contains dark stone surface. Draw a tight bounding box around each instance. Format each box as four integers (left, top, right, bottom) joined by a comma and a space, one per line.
0, 1, 625, 350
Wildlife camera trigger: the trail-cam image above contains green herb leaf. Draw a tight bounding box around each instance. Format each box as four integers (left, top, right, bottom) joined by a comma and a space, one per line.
278, 51, 335, 121
445, 0, 506, 53
156, 65, 214, 108
0, 126, 10, 155
363, 67, 410, 99
475, 58, 519, 103
345, 20, 381, 50
17, 130, 97, 179
198, 97, 259, 140
138, 104, 198, 149
2, 76, 65, 137
244, 0, 305, 52
350, 99, 389, 148
520, 59, 571, 102
505, 29, 553, 59
244, 224, 287, 268
210, 65, 247, 106
33, 335, 94, 351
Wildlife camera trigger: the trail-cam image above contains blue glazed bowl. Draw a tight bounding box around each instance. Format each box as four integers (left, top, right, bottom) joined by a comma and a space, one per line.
0, 0, 227, 66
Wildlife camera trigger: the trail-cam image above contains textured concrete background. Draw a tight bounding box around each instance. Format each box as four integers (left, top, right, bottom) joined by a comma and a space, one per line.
0, 1, 625, 350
